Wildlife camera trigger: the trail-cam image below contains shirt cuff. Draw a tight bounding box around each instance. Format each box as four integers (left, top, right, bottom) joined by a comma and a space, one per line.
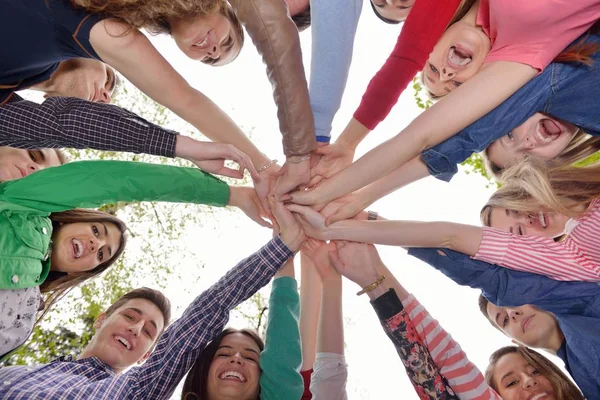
370, 289, 404, 320
420, 150, 458, 182
316, 136, 331, 143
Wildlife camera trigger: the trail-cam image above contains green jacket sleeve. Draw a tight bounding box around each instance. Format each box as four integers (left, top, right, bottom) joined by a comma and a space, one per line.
0, 161, 230, 213
259, 277, 303, 400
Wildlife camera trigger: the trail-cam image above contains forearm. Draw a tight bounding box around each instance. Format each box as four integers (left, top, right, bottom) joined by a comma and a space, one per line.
326, 220, 482, 256
335, 118, 370, 150
0, 96, 177, 157
138, 237, 294, 399
310, 0, 362, 140
317, 279, 344, 355
358, 156, 431, 207
230, 0, 316, 156
90, 20, 269, 167
0, 161, 230, 212
319, 62, 538, 203
299, 253, 322, 370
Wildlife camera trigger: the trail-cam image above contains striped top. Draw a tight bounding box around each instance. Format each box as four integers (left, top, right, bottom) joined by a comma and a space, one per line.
475, 199, 600, 282
403, 295, 501, 400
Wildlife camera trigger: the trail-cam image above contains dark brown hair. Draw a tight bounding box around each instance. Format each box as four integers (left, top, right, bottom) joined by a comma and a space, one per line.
181, 328, 265, 400
39, 209, 128, 319
105, 287, 172, 332
486, 346, 585, 400
292, 5, 311, 32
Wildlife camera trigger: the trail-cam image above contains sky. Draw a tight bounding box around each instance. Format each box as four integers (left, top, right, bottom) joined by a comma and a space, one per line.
22, 5, 569, 399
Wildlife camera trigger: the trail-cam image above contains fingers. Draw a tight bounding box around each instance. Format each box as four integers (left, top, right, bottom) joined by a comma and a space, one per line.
218, 167, 244, 179
285, 203, 313, 217
313, 145, 333, 156
325, 205, 357, 226
307, 174, 324, 188
244, 156, 259, 180
328, 249, 344, 274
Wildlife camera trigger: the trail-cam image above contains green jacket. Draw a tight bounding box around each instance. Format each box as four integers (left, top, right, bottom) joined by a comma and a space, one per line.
0, 160, 229, 290
260, 277, 303, 400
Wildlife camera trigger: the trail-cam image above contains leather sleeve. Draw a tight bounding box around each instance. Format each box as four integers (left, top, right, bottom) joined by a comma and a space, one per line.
229, 0, 316, 156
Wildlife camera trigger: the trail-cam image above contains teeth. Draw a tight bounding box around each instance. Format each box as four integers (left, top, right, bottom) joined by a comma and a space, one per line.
115, 335, 131, 350
219, 370, 246, 382
448, 47, 472, 66
72, 239, 83, 259
539, 213, 547, 228
531, 393, 548, 400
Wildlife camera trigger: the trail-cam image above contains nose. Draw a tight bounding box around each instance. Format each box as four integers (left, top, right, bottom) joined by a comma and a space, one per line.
522, 374, 539, 390
507, 308, 523, 321
207, 45, 221, 60
440, 67, 455, 82
518, 135, 535, 151
23, 161, 40, 176
127, 321, 144, 337
89, 237, 101, 253
229, 352, 243, 365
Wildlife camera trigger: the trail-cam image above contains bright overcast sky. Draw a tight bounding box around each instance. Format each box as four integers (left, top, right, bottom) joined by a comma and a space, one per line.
23, 6, 568, 399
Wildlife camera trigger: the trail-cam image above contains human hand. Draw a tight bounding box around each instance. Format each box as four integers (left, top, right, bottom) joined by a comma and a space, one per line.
271, 198, 305, 252
329, 241, 381, 288
303, 239, 340, 282
319, 192, 368, 225
176, 138, 258, 179
272, 156, 311, 199
285, 204, 331, 241
228, 186, 272, 228
307, 141, 355, 187
253, 163, 281, 222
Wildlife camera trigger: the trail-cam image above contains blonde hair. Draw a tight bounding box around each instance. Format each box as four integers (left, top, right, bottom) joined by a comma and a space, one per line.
482, 128, 600, 180
480, 158, 600, 227
486, 346, 585, 400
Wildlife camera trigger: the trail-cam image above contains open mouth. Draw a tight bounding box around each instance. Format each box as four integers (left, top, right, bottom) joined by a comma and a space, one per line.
114, 335, 132, 350
447, 46, 472, 68
535, 119, 563, 143
219, 370, 247, 383
72, 239, 83, 259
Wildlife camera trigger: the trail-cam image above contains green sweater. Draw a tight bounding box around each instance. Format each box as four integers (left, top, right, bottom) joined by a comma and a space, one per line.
259, 277, 303, 400
0, 160, 229, 289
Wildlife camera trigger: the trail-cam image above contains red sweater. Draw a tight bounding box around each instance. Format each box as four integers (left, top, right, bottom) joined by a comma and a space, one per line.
353, 0, 461, 130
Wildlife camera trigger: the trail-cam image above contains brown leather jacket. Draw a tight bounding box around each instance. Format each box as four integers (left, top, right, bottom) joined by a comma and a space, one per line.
229, 0, 316, 157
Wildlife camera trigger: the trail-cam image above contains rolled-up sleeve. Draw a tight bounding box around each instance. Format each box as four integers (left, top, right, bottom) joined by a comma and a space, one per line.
310, 352, 348, 400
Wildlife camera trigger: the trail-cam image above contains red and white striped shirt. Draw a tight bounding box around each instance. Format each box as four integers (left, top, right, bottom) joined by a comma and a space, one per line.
403, 295, 501, 400
475, 199, 600, 282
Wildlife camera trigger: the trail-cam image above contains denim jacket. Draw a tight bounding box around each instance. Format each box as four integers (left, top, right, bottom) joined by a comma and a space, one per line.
421, 33, 600, 182
408, 247, 600, 399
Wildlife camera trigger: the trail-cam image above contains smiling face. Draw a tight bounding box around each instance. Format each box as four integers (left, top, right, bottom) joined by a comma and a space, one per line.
370, 0, 414, 22
43, 59, 117, 103
488, 206, 569, 238
487, 114, 580, 169
90, 298, 164, 372
492, 352, 556, 400
170, 12, 241, 66
486, 304, 560, 349
424, 20, 491, 96
206, 332, 261, 399
50, 222, 122, 273
0, 147, 62, 182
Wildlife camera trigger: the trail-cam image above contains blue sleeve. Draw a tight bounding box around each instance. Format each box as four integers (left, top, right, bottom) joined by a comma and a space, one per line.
309, 0, 362, 141
420, 67, 553, 182
407, 247, 600, 307
259, 277, 303, 400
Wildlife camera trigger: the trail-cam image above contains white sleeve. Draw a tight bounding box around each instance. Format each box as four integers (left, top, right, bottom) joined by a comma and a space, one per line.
309, 352, 348, 400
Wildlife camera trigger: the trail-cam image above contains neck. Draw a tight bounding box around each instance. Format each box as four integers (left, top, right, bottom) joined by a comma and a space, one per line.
542, 328, 566, 354
461, 0, 481, 26
77, 345, 123, 374
29, 78, 53, 93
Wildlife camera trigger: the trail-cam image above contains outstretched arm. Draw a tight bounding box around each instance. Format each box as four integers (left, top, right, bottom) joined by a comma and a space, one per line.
89, 19, 270, 169
293, 62, 537, 205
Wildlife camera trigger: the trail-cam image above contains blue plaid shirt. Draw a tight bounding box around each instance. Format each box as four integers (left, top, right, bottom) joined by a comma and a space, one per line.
0, 237, 293, 400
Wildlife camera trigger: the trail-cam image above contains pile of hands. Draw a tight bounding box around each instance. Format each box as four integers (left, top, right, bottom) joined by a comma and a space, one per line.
190, 140, 382, 287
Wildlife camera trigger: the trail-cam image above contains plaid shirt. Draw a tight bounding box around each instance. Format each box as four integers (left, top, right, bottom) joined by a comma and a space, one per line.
0, 237, 293, 400
0, 94, 177, 158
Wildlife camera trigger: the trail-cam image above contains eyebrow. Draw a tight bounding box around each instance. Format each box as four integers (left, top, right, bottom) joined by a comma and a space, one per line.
218, 345, 260, 355
101, 223, 113, 258
126, 307, 158, 331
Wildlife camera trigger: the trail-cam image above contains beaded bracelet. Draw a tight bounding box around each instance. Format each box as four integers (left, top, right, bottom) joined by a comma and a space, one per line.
257, 159, 278, 173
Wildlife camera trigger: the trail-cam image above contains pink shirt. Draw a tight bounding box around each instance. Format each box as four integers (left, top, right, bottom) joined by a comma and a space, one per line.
478, 0, 600, 71
475, 199, 600, 282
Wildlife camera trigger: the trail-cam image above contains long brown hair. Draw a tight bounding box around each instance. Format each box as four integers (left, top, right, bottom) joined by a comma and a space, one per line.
486, 346, 584, 400
481, 158, 600, 226
39, 209, 128, 319
181, 328, 264, 400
